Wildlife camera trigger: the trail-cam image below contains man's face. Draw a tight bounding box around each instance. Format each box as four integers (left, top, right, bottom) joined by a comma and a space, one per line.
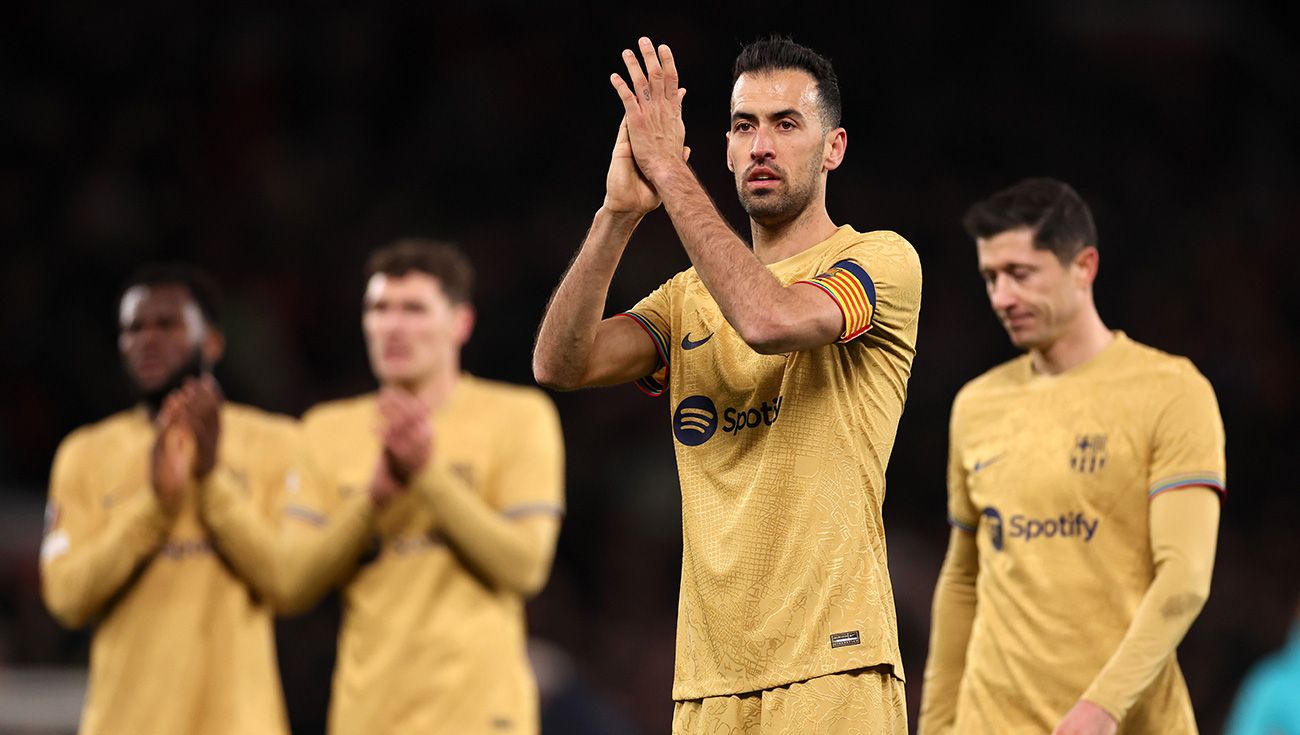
727, 69, 841, 226
976, 227, 1093, 351
362, 272, 471, 386
118, 284, 209, 394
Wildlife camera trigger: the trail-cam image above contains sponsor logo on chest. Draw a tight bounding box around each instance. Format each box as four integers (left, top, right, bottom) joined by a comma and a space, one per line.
981, 506, 1099, 551
672, 395, 783, 446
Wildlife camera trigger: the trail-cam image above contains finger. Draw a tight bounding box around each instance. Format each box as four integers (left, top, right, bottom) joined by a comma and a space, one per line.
639, 37, 664, 102
609, 73, 638, 114
659, 43, 678, 100
620, 47, 650, 102
683, 146, 691, 162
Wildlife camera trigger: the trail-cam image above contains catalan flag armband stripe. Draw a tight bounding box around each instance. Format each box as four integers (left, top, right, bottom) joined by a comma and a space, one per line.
1147, 473, 1227, 502
614, 311, 670, 397
796, 259, 878, 343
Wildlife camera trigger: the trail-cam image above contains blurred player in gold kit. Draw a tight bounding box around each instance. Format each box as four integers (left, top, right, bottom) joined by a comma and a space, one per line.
535, 36, 920, 733
40, 264, 294, 735
919, 179, 1225, 735
283, 241, 564, 735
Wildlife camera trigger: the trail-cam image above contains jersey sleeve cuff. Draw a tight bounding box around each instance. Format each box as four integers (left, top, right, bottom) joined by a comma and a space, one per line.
948, 515, 977, 533
614, 311, 670, 397
795, 259, 877, 343
1147, 473, 1226, 502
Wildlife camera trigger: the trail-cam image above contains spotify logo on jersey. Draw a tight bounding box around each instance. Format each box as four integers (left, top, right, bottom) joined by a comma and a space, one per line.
673, 395, 719, 446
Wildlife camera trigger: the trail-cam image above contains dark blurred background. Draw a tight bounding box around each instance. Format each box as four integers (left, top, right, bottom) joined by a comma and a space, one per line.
2, 1, 1297, 733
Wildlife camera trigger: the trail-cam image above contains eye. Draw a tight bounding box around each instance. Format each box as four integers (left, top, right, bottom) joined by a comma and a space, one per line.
778, 119, 796, 131
733, 121, 753, 133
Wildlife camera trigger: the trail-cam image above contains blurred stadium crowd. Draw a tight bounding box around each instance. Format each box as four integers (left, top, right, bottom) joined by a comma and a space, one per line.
1, 2, 1297, 732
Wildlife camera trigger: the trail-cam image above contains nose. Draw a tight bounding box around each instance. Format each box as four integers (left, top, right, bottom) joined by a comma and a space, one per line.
750, 125, 775, 162
988, 274, 1018, 313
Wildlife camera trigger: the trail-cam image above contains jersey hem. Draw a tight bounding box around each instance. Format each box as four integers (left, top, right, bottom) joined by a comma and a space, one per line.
670, 655, 905, 701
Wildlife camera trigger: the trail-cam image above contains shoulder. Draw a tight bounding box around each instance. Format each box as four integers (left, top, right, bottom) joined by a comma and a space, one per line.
301, 394, 375, 434
952, 355, 1029, 414
55, 410, 140, 461
832, 229, 921, 271
1115, 336, 1216, 397
223, 402, 299, 441
462, 376, 557, 417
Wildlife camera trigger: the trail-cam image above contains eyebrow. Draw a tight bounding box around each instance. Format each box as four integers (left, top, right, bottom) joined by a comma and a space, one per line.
731, 108, 805, 123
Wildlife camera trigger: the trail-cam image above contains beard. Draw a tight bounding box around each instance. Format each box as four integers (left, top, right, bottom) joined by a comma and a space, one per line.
130, 346, 207, 416
735, 157, 823, 226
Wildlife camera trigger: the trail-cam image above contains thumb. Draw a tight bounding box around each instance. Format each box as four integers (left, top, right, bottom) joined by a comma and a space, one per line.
682, 146, 691, 162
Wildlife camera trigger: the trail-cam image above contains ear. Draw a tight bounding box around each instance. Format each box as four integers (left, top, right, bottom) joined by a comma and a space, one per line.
202, 328, 226, 367
725, 131, 734, 173
1072, 246, 1100, 288
453, 304, 476, 347
824, 127, 847, 172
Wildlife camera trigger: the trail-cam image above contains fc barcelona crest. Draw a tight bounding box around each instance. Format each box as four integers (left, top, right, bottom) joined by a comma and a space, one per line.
1070, 434, 1108, 473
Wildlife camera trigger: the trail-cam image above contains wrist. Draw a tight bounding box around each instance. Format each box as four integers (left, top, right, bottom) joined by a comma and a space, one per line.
595, 205, 646, 230
642, 155, 689, 188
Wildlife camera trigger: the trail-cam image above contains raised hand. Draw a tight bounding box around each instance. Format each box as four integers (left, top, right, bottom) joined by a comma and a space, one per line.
176, 375, 222, 480
151, 392, 195, 513
604, 117, 662, 216
375, 388, 432, 483
609, 37, 688, 183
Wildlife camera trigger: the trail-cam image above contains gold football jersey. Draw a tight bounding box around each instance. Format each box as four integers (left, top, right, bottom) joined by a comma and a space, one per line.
623, 225, 923, 699
40, 404, 294, 735
295, 375, 564, 735
947, 332, 1225, 733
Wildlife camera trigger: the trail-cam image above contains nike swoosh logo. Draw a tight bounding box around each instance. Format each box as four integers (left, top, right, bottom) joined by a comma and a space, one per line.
973, 454, 1006, 473
681, 332, 713, 350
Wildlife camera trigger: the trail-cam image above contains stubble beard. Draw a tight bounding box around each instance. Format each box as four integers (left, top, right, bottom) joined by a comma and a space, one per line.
736, 157, 823, 227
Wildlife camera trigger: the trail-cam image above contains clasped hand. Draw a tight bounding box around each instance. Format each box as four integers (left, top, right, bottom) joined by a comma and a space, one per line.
369, 388, 433, 506
603, 36, 690, 216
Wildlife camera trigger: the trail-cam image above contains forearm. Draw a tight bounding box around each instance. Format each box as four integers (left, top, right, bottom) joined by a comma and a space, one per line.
919, 528, 980, 734
413, 463, 559, 597
650, 159, 800, 351
533, 207, 642, 388
1082, 489, 1220, 720
40, 491, 172, 628
277, 493, 375, 615
199, 466, 279, 603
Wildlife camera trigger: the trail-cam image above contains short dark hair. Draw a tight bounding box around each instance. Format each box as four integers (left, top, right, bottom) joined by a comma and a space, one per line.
733, 35, 841, 129
365, 239, 474, 304
962, 178, 1098, 262
121, 262, 223, 326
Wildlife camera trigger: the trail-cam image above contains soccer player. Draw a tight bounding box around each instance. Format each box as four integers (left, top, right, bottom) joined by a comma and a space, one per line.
918, 178, 1225, 735
534, 36, 921, 732
283, 240, 565, 735
39, 264, 294, 735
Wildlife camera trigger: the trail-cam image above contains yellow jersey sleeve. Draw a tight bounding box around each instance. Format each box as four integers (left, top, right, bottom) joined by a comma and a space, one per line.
619, 276, 675, 396
946, 391, 978, 532
1146, 367, 1226, 501
40, 425, 172, 629
488, 391, 565, 517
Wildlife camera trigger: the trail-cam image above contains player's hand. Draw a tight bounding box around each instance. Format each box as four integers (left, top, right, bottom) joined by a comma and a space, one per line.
603, 117, 665, 216
610, 37, 688, 183
1052, 700, 1117, 735
375, 388, 432, 482
176, 374, 222, 481
368, 452, 404, 508
151, 393, 194, 513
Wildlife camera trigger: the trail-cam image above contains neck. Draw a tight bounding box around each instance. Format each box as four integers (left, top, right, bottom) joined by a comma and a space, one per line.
391, 360, 460, 411
750, 202, 838, 265
1030, 307, 1113, 375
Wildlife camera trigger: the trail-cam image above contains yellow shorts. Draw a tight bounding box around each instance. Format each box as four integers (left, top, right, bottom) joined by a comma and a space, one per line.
671, 667, 907, 735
